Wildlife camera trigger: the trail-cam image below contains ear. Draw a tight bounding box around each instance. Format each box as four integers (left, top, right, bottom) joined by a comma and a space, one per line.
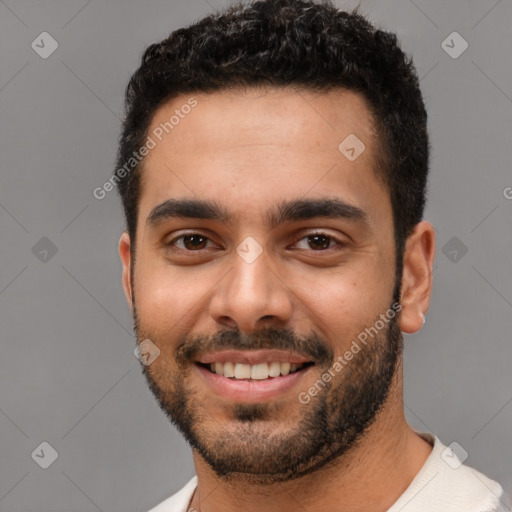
118, 231, 133, 310
398, 221, 435, 334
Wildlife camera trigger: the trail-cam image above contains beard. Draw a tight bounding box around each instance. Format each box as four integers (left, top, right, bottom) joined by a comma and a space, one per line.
132, 296, 404, 484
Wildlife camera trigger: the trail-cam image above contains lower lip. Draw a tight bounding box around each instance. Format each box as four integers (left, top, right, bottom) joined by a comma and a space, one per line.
195, 364, 313, 403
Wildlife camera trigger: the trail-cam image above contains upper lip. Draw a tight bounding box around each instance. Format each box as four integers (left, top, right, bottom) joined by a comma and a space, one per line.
195, 349, 313, 365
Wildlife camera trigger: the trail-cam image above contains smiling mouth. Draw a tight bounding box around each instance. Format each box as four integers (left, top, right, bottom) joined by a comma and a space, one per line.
196, 361, 314, 380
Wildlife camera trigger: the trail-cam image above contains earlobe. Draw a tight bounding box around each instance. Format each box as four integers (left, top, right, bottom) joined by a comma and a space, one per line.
398, 221, 435, 334
118, 232, 133, 309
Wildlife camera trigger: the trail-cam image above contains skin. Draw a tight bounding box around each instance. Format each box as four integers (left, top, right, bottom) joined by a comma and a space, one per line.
119, 86, 436, 512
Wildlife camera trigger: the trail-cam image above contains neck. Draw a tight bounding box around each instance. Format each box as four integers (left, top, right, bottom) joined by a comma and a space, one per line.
189, 364, 433, 512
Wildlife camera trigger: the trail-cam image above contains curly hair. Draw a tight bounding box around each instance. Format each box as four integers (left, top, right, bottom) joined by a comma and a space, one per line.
115, 0, 430, 279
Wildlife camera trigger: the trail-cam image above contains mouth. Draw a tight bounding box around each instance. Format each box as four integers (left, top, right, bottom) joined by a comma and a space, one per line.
194, 350, 315, 402
196, 360, 314, 380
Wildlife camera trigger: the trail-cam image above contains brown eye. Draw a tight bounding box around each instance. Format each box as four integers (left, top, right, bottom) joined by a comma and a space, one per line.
307, 234, 332, 250
183, 235, 208, 250
293, 232, 342, 251
169, 233, 212, 251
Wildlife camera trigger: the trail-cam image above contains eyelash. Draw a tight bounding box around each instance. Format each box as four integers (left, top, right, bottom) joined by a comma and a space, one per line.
166, 231, 345, 253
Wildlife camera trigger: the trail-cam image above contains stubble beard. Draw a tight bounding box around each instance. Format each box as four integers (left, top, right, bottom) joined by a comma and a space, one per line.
134, 300, 403, 484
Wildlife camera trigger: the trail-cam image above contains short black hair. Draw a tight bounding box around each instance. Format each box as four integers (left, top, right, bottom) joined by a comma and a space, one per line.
115, 0, 429, 282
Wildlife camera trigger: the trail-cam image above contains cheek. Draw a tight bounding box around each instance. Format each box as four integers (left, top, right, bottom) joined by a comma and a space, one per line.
133, 267, 204, 378
292, 261, 393, 347
133, 262, 203, 334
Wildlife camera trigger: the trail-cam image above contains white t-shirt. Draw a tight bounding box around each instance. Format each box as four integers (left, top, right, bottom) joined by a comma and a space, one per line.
147, 432, 506, 512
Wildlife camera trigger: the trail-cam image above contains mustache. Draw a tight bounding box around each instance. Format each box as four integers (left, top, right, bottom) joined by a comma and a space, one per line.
176, 326, 334, 368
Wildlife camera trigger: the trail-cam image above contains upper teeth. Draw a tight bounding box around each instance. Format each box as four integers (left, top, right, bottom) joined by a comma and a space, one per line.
210, 362, 305, 379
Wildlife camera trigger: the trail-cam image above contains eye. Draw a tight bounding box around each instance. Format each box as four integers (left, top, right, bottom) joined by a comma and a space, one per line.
166, 231, 345, 253
167, 233, 215, 251
292, 232, 345, 251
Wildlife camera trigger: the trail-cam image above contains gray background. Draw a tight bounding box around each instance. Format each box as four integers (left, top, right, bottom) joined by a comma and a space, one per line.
1, 0, 511, 510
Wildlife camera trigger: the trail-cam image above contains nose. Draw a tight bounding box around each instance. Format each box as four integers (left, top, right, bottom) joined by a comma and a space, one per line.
208, 250, 294, 333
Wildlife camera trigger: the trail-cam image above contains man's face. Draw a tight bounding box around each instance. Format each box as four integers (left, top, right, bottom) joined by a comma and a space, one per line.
121, 87, 402, 482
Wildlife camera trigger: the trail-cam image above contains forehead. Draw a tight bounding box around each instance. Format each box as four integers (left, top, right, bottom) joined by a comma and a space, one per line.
145, 86, 379, 162
137, 86, 389, 232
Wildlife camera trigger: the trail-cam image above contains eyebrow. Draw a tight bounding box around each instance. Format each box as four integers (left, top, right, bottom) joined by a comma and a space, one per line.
146, 197, 370, 229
